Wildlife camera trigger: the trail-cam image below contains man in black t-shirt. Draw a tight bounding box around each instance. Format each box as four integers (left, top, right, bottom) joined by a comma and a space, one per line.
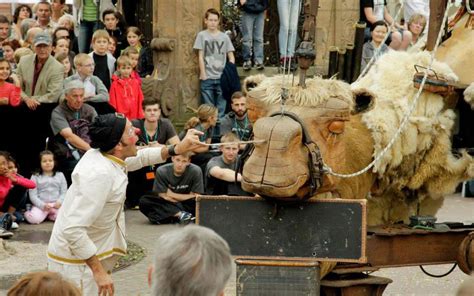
220, 91, 252, 150
126, 98, 180, 208
139, 153, 203, 224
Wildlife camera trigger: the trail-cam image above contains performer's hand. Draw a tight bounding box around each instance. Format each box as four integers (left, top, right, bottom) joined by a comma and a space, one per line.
94, 269, 114, 296
175, 129, 206, 154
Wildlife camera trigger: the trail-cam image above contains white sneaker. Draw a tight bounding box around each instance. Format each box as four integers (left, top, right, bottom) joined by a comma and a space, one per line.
11, 222, 19, 229
0, 227, 13, 238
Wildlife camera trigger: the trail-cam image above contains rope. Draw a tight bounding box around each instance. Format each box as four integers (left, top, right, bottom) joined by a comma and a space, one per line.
419, 263, 458, 278
355, 2, 404, 82
323, 0, 453, 179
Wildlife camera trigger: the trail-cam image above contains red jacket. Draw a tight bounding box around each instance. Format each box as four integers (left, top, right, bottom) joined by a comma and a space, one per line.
109, 74, 144, 120
0, 82, 21, 107
0, 174, 36, 207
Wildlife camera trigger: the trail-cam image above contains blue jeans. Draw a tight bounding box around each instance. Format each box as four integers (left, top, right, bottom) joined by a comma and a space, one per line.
78, 20, 101, 53
200, 79, 226, 119
241, 11, 265, 64
277, 0, 301, 57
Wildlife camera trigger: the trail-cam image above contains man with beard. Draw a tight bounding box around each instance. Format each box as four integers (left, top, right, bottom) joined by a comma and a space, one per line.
126, 97, 180, 208
220, 91, 252, 149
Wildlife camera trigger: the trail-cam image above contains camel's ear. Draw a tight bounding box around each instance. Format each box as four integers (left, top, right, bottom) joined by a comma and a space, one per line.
243, 74, 267, 95
351, 88, 376, 114
246, 91, 270, 124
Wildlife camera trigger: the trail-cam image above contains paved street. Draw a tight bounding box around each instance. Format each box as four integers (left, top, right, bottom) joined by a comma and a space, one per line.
1, 194, 473, 295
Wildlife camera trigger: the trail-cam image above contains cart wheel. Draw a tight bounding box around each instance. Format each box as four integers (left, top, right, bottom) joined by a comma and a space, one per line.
457, 232, 474, 274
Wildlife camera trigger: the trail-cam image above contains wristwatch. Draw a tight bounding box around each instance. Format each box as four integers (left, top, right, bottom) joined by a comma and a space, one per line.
167, 144, 177, 156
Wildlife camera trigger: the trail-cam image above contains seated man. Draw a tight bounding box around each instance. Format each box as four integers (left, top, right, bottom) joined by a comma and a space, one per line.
126, 97, 180, 208
220, 91, 252, 149
205, 132, 250, 196
149, 225, 232, 296
50, 80, 97, 184
139, 152, 203, 224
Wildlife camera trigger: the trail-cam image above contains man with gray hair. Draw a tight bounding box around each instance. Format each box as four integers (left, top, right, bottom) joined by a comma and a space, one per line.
149, 225, 233, 296
50, 80, 97, 183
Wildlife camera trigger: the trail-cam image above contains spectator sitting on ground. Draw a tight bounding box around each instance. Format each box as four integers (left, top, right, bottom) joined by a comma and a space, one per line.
361, 21, 390, 73
6, 156, 30, 225
61, 53, 109, 103
407, 13, 427, 51
149, 225, 232, 296
220, 91, 252, 148
205, 132, 250, 196
35, 1, 54, 35
126, 97, 180, 208
139, 152, 203, 225
25, 150, 67, 225
7, 271, 81, 296
0, 151, 36, 231
57, 15, 79, 54
179, 104, 218, 174
360, 0, 411, 50
89, 29, 115, 90
49, 80, 97, 184
17, 31, 64, 110
0, 58, 21, 107
52, 36, 71, 58
109, 55, 144, 120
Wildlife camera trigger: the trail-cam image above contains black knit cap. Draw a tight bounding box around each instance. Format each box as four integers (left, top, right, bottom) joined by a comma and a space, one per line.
89, 113, 127, 152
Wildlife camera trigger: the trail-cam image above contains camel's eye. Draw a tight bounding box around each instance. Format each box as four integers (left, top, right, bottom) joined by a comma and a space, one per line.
328, 121, 345, 134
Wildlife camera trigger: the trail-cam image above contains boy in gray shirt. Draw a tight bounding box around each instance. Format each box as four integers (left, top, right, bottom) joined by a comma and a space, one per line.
193, 8, 235, 119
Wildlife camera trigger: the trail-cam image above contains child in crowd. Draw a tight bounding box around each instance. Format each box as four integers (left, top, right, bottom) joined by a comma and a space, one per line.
62, 53, 109, 103
102, 9, 127, 59
55, 52, 74, 78
361, 21, 390, 73
0, 151, 36, 230
109, 56, 144, 119
125, 26, 154, 78
122, 46, 142, 84
0, 58, 21, 107
89, 30, 116, 90
25, 151, 67, 224
2, 40, 21, 72
193, 8, 235, 119
52, 37, 70, 57
108, 36, 117, 56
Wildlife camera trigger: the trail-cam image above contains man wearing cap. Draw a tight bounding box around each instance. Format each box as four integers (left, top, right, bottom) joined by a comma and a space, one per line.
17, 31, 64, 110
50, 80, 97, 184
47, 113, 205, 296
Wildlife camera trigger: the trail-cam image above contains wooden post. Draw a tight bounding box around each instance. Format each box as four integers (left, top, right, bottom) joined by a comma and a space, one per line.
426, 0, 448, 51
144, 0, 220, 126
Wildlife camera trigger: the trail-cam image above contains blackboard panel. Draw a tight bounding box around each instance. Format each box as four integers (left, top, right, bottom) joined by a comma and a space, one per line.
196, 196, 366, 263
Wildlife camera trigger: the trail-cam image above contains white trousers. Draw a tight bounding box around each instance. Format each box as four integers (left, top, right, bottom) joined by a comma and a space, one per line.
48, 259, 98, 295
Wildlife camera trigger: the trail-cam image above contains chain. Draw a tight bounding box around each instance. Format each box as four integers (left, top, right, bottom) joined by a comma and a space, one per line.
324, 0, 453, 178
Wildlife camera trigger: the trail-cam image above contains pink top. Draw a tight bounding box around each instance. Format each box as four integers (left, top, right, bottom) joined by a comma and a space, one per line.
0, 174, 36, 207
0, 82, 21, 107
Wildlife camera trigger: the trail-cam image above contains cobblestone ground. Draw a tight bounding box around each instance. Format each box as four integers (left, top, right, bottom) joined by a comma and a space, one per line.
1, 194, 472, 295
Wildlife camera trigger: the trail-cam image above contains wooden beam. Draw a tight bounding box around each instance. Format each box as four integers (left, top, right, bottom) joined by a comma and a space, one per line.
426, 0, 448, 51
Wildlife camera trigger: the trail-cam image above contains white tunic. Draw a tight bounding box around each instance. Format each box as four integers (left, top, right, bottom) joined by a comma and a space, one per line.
47, 148, 164, 265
